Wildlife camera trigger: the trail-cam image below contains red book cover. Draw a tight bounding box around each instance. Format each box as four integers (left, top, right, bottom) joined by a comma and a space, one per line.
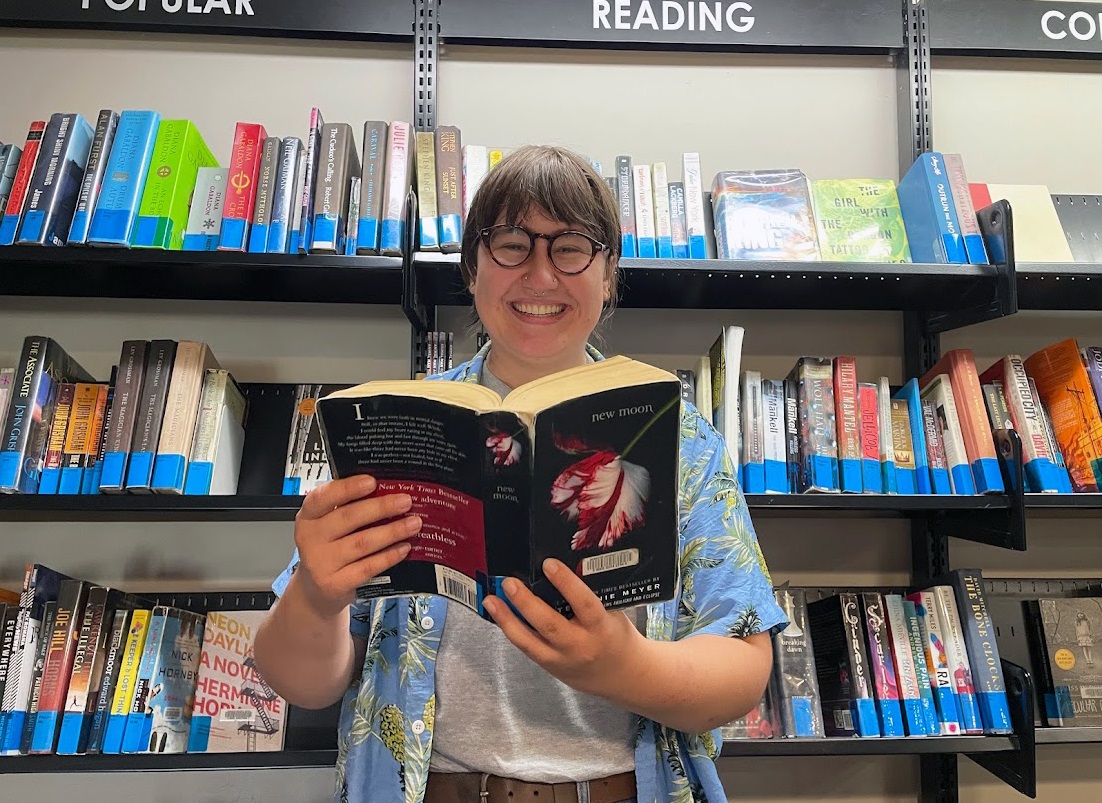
857, 383, 880, 464
920, 349, 999, 469
969, 183, 992, 214
30, 579, 88, 753
3, 120, 47, 217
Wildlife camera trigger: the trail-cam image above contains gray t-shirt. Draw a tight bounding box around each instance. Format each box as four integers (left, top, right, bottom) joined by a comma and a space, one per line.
428, 358, 643, 783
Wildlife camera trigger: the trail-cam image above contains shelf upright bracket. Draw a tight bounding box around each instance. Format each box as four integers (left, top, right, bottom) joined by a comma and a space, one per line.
405, 0, 441, 377
898, 5, 961, 802
966, 660, 1038, 800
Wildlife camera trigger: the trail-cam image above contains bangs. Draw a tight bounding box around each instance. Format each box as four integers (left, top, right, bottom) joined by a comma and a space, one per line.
495, 163, 609, 243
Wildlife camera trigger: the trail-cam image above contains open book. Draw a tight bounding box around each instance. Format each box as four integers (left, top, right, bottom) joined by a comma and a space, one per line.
316, 355, 682, 620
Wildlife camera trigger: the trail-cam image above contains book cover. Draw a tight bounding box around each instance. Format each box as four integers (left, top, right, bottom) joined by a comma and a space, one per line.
246, 136, 280, 253
857, 382, 882, 493
218, 121, 267, 252
145, 610, 204, 754
861, 593, 904, 737
682, 153, 708, 259
1035, 597, 1102, 726
712, 169, 819, 261
265, 138, 302, 254
315, 358, 681, 620
810, 178, 911, 263
897, 152, 968, 264
356, 121, 388, 255
187, 610, 287, 753
415, 129, 439, 251
295, 107, 325, 254
182, 167, 227, 252
615, 155, 637, 258
0, 121, 47, 246
132, 120, 218, 250
770, 588, 825, 738
16, 112, 95, 246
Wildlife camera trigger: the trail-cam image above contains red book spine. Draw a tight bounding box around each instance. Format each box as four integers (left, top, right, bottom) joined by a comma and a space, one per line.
221, 122, 267, 225
3, 120, 47, 217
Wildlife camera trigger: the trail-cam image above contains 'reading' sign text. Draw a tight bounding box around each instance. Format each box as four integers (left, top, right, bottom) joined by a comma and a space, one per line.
81, 0, 254, 14
592, 0, 755, 33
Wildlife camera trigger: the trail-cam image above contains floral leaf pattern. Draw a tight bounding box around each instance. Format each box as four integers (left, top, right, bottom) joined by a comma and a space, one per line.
269, 340, 788, 803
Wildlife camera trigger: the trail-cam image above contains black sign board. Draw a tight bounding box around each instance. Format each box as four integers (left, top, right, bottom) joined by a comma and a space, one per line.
0, 0, 411, 42
930, 0, 1102, 58
440, 0, 902, 52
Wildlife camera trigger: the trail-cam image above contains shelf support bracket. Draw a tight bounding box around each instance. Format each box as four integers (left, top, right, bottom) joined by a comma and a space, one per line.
965, 660, 1037, 799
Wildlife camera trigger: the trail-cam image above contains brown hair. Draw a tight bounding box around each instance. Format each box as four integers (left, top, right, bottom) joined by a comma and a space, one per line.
460, 145, 621, 307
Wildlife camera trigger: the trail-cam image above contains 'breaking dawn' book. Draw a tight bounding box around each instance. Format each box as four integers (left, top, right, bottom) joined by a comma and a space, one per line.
315, 357, 682, 621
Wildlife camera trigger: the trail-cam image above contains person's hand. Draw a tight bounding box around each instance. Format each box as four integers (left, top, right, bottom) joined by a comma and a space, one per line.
483, 558, 644, 698
293, 475, 421, 618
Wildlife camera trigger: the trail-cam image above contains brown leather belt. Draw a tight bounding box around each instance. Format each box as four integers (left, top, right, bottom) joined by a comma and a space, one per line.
423, 770, 635, 803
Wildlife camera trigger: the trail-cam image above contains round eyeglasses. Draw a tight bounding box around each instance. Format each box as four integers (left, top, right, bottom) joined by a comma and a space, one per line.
479, 225, 609, 275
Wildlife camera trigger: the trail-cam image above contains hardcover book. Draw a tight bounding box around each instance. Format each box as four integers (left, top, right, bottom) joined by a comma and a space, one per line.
315, 357, 681, 620
711, 169, 820, 261
810, 178, 911, 263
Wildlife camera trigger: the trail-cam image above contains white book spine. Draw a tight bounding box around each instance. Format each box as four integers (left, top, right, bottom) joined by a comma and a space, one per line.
877, 377, 896, 467
651, 162, 673, 258
921, 375, 970, 491
632, 164, 656, 258
917, 591, 961, 736
934, 585, 982, 734
380, 121, 411, 256
1001, 356, 1052, 464
884, 595, 923, 708
682, 152, 708, 258
761, 378, 786, 493
462, 145, 489, 219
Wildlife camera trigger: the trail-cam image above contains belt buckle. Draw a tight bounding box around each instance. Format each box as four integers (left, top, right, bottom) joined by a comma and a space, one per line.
479, 772, 490, 802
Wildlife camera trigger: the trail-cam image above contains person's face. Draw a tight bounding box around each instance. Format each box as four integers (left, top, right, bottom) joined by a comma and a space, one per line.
470, 206, 611, 371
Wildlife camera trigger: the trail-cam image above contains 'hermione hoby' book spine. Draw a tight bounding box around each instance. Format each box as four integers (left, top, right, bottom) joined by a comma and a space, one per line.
218, 122, 267, 251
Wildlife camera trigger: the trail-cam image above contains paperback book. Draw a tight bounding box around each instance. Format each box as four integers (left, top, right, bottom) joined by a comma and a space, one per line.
315, 357, 682, 620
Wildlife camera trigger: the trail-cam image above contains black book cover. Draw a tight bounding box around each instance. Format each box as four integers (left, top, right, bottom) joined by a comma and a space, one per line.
20, 600, 58, 755
316, 373, 681, 620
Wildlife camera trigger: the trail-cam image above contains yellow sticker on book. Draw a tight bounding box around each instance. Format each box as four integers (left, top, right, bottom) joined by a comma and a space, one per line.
1055, 648, 1076, 671
299, 398, 317, 416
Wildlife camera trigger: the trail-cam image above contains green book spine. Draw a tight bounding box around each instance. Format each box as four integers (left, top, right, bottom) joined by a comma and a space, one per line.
811, 179, 912, 263
134, 121, 218, 250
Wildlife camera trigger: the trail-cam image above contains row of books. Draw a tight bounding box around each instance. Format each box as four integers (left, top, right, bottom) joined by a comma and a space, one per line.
689, 330, 1102, 494
0, 109, 413, 256
0, 337, 246, 496
0, 564, 287, 757
723, 569, 1012, 740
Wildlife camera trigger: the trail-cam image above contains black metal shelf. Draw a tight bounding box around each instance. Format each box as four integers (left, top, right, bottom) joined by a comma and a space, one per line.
1025, 493, 1102, 515
0, 750, 340, 774
1015, 263, 1102, 311
0, 246, 404, 306
413, 253, 1004, 313
721, 735, 1016, 757
1035, 728, 1102, 745
746, 493, 1010, 517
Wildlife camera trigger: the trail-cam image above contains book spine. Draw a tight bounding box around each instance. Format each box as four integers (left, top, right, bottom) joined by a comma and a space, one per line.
152, 342, 218, 494
889, 398, 917, 494
31, 581, 88, 754
81, 383, 110, 494
39, 382, 75, 495
311, 124, 353, 254
67, 109, 119, 245
902, 598, 940, 735
895, 379, 932, 494
182, 167, 227, 252
356, 121, 388, 255
931, 378, 976, 494
932, 585, 983, 734
59, 383, 100, 494
124, 340, 177, 493
120, 610, 165, 754
919, 397, 953, 494
86, 110, 161, 247
18, 601, 57, 754
857, 383, 882, 493
682, 152, 708, 259
415, 130, 439, 252
295, 107, 324, 253
0, 121, 47, 245
462, 144, 488, 221
877, 378, 898, 493
943, 153, 988, 264
615, 155, 636, 258
861, 593, 904, 736
667, 181, 689, 259
86, 609, 131, 754
1085, 347, 1102, 418
761, 379, 787, 494
0, 337, 54, 493
18, 113, 95, 246
435, 125, 462, 253
101, 609, 149, 754
247, 136, 280, 253
183, 369, 228, 495
833, 356, 862, 493
740, 371, 765, 493
218, 122, 266, 251
380, 121, 411, 256
793, 357, 839, 493
632, 163, 656, 258
999, 356, 1062, 492
922, 153, 968, 263
651, 162, 673, 258
942, 352, 1003, 494
840, 593, 880, 736
0, 607, 18, 752
100, 340, 148, 493
1031, 377, 1074, 493
0, 145, 22, 209
884, 594, 927, 736
783, 378, 800, 493
344, 175, 360, 255
770, 589, 823, 738
908, 590, 962, 735
56, 586, 108, 754
951, 570, 1012, 734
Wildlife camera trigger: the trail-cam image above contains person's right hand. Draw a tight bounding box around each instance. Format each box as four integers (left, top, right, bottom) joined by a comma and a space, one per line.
293, 475, 421, 618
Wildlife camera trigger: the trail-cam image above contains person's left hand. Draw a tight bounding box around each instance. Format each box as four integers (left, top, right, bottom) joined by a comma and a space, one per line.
483, 558, 645, 698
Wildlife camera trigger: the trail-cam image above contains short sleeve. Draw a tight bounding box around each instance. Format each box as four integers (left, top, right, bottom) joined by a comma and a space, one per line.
676, 405, 788, 641
272, 548, 372, 639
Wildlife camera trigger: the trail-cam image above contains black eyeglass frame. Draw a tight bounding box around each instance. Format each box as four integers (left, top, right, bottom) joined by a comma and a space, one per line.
478, 224, 611, 275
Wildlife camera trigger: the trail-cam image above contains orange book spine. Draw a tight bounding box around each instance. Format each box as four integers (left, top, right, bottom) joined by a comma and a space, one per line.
1024, 339, 1102, 492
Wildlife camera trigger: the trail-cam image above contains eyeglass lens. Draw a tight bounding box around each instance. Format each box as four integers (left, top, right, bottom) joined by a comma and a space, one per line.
487, 227, 596, 274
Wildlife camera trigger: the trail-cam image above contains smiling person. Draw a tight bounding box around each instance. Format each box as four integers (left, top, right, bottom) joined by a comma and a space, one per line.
254, 145, 787, 803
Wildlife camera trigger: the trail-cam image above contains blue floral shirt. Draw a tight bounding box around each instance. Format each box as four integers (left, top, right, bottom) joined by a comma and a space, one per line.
273, 341, 787, 803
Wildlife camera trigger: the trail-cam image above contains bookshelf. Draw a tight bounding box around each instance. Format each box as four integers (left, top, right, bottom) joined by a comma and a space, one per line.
0, 0, 1099, 801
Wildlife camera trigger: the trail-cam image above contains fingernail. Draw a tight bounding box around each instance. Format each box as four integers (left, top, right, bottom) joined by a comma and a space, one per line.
398, 541, 412, 556
503, 578, 519, 596
543, 559, 559, 577
405, 515, 422, 533
360, 475, 377, 493
399, 494, 413, 510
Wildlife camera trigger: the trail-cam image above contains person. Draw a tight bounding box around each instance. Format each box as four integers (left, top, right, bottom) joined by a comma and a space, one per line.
254, 145, 787, 803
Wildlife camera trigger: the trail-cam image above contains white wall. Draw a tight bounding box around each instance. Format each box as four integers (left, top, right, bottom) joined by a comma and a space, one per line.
0, 29, 1099, 802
